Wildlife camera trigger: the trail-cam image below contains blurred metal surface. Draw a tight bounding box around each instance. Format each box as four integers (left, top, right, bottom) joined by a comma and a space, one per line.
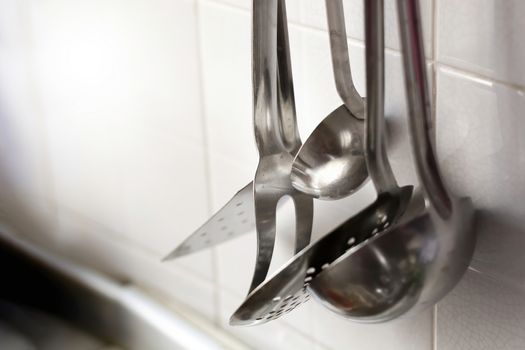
0, 228, 247, 350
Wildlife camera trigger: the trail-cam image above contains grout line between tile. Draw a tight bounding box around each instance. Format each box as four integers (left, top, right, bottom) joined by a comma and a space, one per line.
194, 0, 222, 326
203, 0, 249, 13
437, 62, 525, 92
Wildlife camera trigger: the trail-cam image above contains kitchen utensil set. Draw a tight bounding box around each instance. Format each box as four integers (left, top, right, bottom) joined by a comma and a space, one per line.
165, 0, 475, 326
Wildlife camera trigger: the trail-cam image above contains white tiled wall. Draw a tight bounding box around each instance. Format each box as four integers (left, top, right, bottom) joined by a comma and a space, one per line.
0, 0, 524, 349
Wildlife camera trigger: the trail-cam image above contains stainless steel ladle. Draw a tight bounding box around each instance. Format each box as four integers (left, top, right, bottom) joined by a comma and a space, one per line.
307, 0, 476, 322
290, 0, 368, 200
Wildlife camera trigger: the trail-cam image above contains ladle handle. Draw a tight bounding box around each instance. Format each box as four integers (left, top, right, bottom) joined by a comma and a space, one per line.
397, 0, 452, 217
365, 0, 399, 194
326, 0, 365, 120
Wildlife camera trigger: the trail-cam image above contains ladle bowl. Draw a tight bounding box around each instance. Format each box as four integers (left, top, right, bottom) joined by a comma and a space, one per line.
309, 195, 475, 321
290, 0, 367, 201
291, 105, 368, 200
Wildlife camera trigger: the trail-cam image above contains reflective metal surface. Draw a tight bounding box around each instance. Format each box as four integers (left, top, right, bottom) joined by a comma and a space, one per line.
229, 190, 413, 326
0, 230, 247, 350
230, 0, 413, 326
308, 0, 476, 322
249, 0, 313, 293
290, 0, 367, 201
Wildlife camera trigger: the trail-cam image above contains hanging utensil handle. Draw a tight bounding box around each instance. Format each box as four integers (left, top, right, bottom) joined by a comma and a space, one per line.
397, 0, 452, 217
253, 0, 303, 156
365, 0, 399, 194
276, 0, 302, 155
326, 0, 365, 119
253, 0, 280, 156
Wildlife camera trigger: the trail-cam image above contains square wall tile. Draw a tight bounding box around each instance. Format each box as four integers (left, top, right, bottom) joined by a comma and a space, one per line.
437, 0, 525, 87
0, 0, 50, 203
28, 0, 213, 268
29, 0, 205, 144
199, 1, 258, 167
437, 270, 525, 350
0, 0, 55, 245
299, 0, 433, 57
436, 67, 525, 287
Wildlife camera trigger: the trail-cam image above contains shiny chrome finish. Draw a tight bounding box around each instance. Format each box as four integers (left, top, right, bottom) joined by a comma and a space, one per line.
290, 0, 367, 201
249, 0, 313, 293
307, 0, 475, 322
230, 0, 413, 326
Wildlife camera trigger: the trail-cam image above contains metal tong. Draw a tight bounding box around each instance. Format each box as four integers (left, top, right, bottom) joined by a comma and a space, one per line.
249, 0, 313, 293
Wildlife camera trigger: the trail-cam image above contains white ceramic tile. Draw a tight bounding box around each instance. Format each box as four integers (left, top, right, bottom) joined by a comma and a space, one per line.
207, 152, 254, 211
436, 269, 525, 350
0, 0, 56, 246
217, 290, 319, 350
201, 0, 302, 22
436, 67, 525, 287
44, 116, 212, 261
27, 0, 213, 264
0, 0, 50, 203
29, 0, 204, 144
56, 209, 217, 321
0, 0, 24, 48
437, 0, 525, 87
299, 0, 433, 57
199, 2, 258, 167
312, 302, 433, 350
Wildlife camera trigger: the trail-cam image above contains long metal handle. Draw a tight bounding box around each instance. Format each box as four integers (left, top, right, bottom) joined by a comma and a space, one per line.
365, 0, 398, 193
276, 0, 302, 155
397, 0, 452, 217
253, 0, 280, 156
326, 0, 365, 119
